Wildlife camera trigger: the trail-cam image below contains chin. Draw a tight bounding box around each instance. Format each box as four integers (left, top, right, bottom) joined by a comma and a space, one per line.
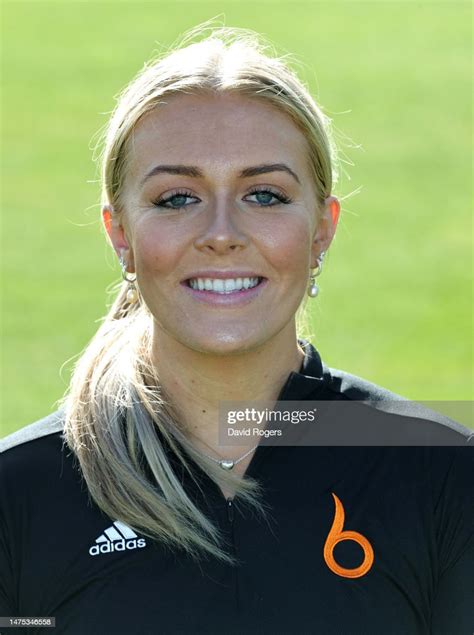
177, 330, 267, 356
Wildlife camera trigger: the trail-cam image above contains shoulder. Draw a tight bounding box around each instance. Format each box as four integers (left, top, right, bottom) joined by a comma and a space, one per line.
322, 364, 405, 402
317, 363, 473, 446
0, 410, 68, 479
0, 409, 65, 454
0, 410, 82, 523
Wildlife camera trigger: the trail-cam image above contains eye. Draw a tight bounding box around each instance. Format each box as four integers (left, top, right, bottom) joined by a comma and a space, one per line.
151, 187, 292, 210
152, 189, 200, 210
244, 188, 292, 207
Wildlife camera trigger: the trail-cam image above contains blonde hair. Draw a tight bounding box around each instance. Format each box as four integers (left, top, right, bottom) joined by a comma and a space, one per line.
62, 21, 340, 565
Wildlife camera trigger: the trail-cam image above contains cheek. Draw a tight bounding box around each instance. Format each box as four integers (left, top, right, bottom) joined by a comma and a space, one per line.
132, 220, 186, 275
258, 216, 312, 274
130, 210, 313, 278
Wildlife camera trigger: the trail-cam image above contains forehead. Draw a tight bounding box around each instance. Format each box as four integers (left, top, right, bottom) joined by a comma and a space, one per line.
127, 92, 311, 181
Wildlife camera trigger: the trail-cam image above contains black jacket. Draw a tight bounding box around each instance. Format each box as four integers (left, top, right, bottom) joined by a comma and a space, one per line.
0, 341, 472, 634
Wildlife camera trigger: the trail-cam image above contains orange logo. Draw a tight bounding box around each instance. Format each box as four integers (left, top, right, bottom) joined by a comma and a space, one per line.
323, 492, 374, 579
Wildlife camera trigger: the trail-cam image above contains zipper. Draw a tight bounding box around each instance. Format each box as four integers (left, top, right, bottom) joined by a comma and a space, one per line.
226, 497, 239, 610
226, 497, 234, 523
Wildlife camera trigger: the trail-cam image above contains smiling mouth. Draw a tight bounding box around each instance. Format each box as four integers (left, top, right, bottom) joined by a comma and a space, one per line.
184, 277, 266, 294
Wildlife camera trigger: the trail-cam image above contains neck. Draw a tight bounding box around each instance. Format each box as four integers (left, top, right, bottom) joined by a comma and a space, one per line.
150, 323, 305, 453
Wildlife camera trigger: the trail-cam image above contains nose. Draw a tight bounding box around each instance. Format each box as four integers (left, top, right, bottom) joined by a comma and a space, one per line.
193, 197, 249, 254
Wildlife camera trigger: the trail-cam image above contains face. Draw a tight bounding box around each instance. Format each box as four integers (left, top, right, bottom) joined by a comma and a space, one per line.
104, 92, 339, 355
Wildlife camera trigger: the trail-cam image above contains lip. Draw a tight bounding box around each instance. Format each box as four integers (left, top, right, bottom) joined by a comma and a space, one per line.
180, 277, 268, 307
182, 271, 264, 281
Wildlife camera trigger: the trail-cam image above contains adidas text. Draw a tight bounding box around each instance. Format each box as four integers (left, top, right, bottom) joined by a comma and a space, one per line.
89, 538, 146, 556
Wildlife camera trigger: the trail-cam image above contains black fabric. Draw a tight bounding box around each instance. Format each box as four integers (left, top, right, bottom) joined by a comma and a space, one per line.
0, 341, 472, 634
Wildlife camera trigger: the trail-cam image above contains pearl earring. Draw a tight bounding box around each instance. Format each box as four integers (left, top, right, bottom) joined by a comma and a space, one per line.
119, 252, 138, 305
307, 251, 326, 298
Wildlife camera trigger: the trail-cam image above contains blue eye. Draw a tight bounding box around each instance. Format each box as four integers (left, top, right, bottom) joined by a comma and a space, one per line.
245, 189, 292, 207
152, 188, 292, 210
153, 190, 198, 210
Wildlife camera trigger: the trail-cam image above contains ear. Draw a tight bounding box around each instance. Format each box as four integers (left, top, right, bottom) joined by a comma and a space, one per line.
310, 196, 340, 267
102, 205, 135, 272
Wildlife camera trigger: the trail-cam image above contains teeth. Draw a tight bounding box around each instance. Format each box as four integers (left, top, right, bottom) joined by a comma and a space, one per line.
224, 279, 235, 292
188, 277, 260, 293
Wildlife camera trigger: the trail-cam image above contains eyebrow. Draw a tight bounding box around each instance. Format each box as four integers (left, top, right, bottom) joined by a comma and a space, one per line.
140, 163, 301, 187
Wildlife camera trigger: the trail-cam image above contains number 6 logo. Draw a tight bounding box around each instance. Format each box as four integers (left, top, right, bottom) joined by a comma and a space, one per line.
323, 493, 374, 579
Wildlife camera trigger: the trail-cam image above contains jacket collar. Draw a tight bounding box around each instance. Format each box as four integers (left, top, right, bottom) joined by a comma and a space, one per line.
276, 339, 325, 401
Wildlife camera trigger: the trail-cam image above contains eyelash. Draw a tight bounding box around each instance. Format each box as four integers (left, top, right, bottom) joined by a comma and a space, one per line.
152, 187, 292, 210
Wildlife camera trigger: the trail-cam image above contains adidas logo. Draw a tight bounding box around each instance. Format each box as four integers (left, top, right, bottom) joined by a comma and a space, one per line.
89, 520, 147, 556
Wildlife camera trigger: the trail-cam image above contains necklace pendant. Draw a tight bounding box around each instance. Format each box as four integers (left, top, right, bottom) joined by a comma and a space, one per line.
219, 459, 235, 470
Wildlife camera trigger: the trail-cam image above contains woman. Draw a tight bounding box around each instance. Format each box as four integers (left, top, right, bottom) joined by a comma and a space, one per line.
0, 25, 472, 635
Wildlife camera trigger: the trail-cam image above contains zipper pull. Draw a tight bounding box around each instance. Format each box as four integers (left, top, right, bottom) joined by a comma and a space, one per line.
227, 498, 234, 523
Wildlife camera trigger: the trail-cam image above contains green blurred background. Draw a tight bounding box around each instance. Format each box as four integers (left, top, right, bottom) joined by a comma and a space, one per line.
1, 1, 472, 436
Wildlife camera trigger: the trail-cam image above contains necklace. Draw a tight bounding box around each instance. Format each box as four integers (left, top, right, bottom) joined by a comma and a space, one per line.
198, 444, 259, 470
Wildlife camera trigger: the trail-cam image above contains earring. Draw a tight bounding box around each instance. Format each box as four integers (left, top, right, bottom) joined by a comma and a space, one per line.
119, 252, 138, 305
307, 251, 326, 298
